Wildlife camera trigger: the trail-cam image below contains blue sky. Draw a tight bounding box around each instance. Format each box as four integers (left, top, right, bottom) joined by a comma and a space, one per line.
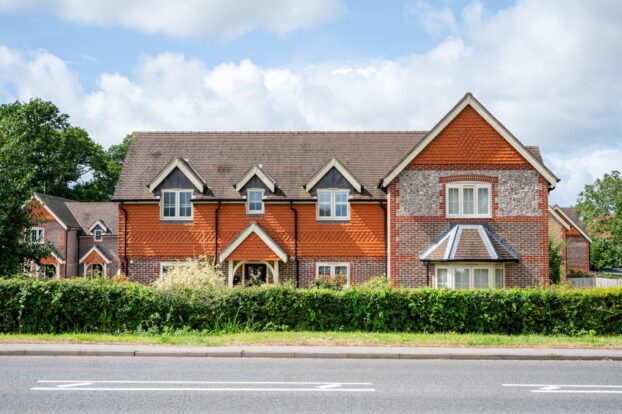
0, 0, 621, 205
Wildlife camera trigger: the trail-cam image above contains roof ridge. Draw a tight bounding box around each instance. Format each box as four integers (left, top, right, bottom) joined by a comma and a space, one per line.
132, 130, 429, 135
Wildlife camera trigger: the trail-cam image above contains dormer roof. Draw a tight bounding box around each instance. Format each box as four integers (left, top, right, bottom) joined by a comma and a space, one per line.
235, 165, 276, 193
148, 157, 207, 193
304, 158, 362, 193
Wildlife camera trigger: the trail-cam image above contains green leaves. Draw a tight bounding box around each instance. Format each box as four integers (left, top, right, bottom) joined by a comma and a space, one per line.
1, 279, 622, 336
576, 170, 622, 270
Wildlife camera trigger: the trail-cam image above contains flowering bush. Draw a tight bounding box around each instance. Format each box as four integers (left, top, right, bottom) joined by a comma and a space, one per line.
152, 256, 225, 290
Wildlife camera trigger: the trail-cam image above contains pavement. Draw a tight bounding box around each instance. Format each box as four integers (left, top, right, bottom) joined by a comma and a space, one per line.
1, 355, 621, 413
1, 342, 622, 360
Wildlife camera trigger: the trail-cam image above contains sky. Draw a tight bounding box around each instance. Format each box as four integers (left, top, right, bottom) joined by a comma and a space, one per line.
0, 0, 620, 206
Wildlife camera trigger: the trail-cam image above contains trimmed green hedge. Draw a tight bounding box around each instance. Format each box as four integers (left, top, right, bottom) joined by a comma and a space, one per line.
1, 279, 622, 335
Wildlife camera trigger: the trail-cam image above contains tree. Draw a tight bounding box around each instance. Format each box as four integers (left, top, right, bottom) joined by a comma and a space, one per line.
0, 99, 129, 275
74, 134, 132, 201
0, 125, 50, 275
549, 238, 564, 283
0, 99, 104, 199
576, 171, 622, 270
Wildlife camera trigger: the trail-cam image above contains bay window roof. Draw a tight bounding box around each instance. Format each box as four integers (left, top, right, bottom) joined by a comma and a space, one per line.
420, 224, 519, 262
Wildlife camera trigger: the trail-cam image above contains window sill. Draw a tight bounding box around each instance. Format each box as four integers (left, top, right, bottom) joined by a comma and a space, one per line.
159, 219, 194, 224
316, 219, 350, 224
246, 213, 265, 218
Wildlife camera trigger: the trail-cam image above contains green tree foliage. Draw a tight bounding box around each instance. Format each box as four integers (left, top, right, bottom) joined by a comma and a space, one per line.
0, 99, 130, 275
549, 238, 564, 283
576, 171, 622, 270
74, 134, 132, 201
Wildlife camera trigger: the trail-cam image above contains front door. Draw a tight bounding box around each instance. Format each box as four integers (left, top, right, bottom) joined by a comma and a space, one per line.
244, 263, 267, 286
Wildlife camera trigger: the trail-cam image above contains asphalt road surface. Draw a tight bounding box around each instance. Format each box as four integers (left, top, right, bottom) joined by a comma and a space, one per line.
1, 356, 620, 413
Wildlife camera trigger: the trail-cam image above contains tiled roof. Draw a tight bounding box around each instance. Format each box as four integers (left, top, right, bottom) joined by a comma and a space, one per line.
420, 224, 519, 262
34, 193, 117, 234
558, 207, 589, 236
113, 131, 547, 201
66, 202, 119, 235
113, 131, 428, 201
33, 193, 81, 228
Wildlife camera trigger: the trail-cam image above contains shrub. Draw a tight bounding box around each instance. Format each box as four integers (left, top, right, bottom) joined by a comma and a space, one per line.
567, 269, 598, 278
1, 279, 622, 336
313, 274, 346, 290
152, 257, 225, 290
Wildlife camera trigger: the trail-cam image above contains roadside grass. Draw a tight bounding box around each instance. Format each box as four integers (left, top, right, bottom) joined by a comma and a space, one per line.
1, 331, 622, 348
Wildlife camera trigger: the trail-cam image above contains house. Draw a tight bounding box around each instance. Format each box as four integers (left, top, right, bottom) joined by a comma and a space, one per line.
548, 205, 592, 273
113, 93, 559, 288
27, 193, 120, 277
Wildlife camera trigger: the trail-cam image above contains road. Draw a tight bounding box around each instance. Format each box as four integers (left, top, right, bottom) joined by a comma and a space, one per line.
0, 356, 620, 413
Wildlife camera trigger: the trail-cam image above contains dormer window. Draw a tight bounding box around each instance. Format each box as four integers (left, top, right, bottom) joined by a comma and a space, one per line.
161, 190, 193, 220
247, 189, 264, 215
317, 190, 349, 221
446, 183, 491, 218
94, 229, 103, 241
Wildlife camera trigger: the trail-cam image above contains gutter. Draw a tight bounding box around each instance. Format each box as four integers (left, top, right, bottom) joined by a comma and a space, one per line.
214, 201, 221, 263
64, 230, 68, 278
289, 202, 299, 288
120, 202, 129, 277
380, 202, 388, 277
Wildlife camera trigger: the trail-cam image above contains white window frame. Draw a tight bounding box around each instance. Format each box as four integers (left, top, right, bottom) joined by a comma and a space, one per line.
446, 183, 492, 218
434, 264, 504, 289
246, 188, 265, 215
36, 263, 58, 279
160, 261, 184, 276
30, 227, 45, 244
316, 262, 350, 286
316, 189, 350, 221
84, 263, 106, 278
160, 189, 194, 220
93, 229, 103, 242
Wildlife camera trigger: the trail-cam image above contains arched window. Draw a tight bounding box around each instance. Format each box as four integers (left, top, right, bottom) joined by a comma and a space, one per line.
85, 263, 105, 278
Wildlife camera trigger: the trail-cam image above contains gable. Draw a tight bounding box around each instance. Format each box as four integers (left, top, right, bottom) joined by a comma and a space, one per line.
226, 232, 281, 261
309, 167, 357, 195
381, 93, 558, 188
29, 199, 56, 224
155, 167, 196, 194
238, 175, 273, 194
411, 106, 529, 166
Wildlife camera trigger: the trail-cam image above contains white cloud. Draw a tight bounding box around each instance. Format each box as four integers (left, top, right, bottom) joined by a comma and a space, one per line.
0, 0, 621, 206
405, 1, 458, 37
0, 0, 344, 38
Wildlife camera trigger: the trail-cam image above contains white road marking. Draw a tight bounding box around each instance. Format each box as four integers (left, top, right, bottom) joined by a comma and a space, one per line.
503, 383, 622, 394
316, 384, 342, 389
32, 380, 375, 393
37, 380, 371, 385
503, 384, 622, 388
32, 387, 374, 392
57, 382, 93, 388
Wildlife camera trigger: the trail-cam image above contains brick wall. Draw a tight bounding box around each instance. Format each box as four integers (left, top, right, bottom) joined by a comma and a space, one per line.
567, 236, 590, 272
388, 104, 550, 288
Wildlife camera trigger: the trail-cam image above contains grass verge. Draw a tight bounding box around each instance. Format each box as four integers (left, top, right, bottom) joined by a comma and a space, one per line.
1, 332, 622, 348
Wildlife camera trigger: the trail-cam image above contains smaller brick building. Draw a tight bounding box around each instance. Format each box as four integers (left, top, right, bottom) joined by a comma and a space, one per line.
27, 193, 120, 278
548, 205, 591, 273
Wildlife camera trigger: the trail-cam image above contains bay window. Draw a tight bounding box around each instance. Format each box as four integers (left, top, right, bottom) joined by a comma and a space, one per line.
435, 265, 504, 289
446, 183, 491, 218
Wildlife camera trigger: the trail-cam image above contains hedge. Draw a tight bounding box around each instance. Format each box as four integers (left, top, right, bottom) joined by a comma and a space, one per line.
1, 278, 622, 335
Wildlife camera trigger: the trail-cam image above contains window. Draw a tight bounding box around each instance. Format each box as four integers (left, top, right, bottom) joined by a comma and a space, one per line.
316, 190, 349, 221
30, 228, 44, 244
435, 268, 449, 288
246, 189, 264, 214
434, 264, 504, 289
93, 229, 103, 241
446, 183, 491, 218
38, 264, 57, 279
316, 262, 350, 286
160, 262, 183, 275
85, 263, 104, 278
161, 190, 193, 220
